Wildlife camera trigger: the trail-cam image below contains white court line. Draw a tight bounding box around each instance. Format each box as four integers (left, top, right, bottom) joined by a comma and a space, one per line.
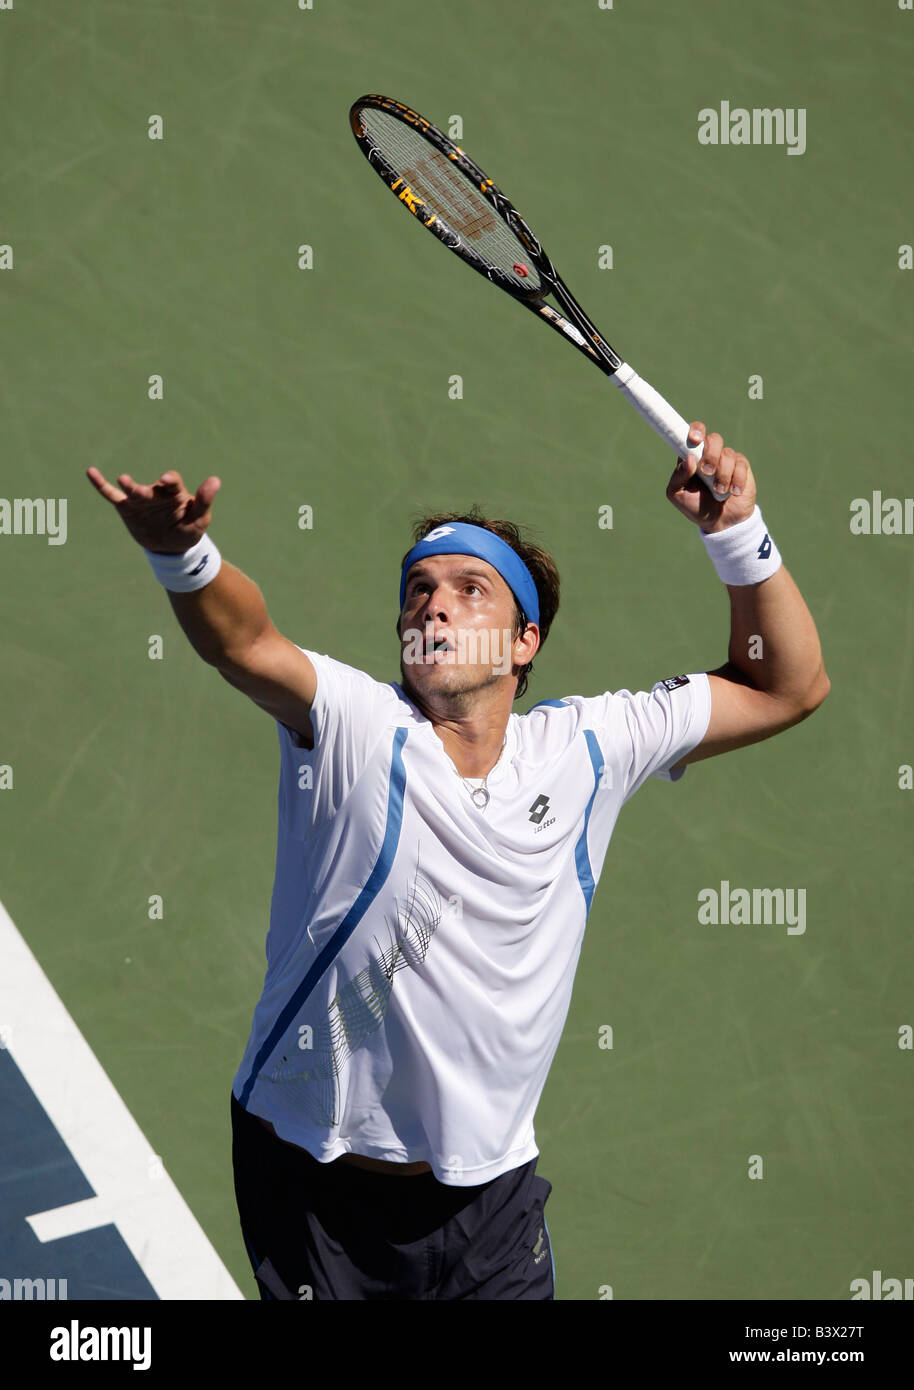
27, 1195, 111, 1243
0, 898, 244, 1300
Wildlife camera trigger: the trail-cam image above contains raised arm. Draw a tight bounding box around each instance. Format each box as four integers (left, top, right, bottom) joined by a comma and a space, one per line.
86, 468, 316, 745
666, 425, 830, 765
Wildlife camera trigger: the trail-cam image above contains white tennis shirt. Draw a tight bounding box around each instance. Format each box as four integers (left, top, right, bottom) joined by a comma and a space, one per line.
232, 649, 711, 1185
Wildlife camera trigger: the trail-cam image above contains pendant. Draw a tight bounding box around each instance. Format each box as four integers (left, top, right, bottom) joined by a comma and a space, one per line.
470, 786, 490, 810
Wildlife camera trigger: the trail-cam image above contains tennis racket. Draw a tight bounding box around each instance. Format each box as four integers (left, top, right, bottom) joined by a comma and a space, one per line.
349, 94, 726, 499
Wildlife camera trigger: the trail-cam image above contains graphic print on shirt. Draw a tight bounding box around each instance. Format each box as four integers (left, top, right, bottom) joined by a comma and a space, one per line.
266, 862, 444, 1126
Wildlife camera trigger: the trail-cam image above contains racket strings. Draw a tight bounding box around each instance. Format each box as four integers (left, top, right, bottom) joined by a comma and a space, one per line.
361, 108, 542, 292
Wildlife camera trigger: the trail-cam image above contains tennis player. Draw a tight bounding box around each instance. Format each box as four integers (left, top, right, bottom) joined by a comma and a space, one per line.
87, 423, 829, 1300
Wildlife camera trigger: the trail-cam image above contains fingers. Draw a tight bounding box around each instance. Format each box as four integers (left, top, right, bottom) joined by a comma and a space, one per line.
666, 456, 696, 500
686, 422, 705, 455
194, 476, 221, 511
677, 422, 704, 475
728, 453, 748, 498
668, 422, 705, 495
87, 466, 196, 530
704, 443, 749, 499
670, 422, 755, 511
152, 471, 184, 495
696, 426, 720, 480
87, 467, 219, 535
690, 426, 734, 502
182, 476, 221, 525
88, 468, 191, 502
115, 473, 156, 502
86, 466, 127, 504
119, 470, 189, 499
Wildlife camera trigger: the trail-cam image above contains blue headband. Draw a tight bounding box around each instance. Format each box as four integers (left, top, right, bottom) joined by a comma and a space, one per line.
399, 523, 540, 626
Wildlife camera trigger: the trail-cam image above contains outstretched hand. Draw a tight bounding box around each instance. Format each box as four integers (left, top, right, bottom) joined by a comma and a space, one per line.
667, 423, 757, 534
86, 468, 221, 554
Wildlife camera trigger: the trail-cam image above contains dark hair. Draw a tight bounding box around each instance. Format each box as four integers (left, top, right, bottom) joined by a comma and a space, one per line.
399, 506, 561, 700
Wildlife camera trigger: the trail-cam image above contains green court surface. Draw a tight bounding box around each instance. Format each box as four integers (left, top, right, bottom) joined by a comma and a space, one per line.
1, 0, 912, 1301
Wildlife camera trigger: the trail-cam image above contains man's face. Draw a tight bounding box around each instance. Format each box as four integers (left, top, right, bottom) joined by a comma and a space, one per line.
398, 554, 521, 704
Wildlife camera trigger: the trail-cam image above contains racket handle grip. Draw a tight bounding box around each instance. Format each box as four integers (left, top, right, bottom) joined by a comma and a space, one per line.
612, 362, 728, 500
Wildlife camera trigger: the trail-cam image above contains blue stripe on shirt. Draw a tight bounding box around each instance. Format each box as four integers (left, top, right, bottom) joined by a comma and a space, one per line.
239, 725, 409, 1108
574, 729, 603, 915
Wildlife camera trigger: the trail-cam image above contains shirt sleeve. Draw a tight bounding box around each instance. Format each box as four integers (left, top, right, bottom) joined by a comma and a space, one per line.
570, 672, 712, 805
276, 648, 400, 828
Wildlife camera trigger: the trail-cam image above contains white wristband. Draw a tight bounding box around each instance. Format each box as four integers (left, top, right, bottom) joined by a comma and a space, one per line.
145, 534, 222, 592
700, 506, 782, 586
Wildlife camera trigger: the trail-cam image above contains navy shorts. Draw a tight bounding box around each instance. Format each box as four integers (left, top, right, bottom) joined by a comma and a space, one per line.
231, 1092, 555, 1300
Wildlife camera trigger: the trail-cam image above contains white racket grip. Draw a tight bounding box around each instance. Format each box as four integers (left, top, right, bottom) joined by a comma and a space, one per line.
612, 362, 727, 499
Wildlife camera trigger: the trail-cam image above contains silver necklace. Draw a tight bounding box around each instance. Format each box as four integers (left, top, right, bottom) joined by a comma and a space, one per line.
459, 737, 506, 811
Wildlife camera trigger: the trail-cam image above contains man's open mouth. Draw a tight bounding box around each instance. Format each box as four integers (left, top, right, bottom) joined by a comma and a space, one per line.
424, 636, 453, 660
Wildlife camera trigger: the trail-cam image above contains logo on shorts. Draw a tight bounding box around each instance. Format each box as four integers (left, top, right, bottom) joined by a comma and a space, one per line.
532, 1226, 548, 1265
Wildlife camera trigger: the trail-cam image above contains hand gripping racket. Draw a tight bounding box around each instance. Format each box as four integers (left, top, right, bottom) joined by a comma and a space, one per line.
349, 94, 726, 499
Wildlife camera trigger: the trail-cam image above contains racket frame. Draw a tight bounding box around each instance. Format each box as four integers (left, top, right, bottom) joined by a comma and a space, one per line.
350, 95, 624, 374
350, 94, 720, 489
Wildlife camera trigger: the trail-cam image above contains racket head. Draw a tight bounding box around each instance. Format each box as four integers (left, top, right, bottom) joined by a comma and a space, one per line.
349, 94, 547, 304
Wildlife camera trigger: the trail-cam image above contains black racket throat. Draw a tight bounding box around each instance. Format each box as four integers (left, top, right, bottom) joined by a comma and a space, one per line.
350, 93, 624, 377
536, 291, 623, 376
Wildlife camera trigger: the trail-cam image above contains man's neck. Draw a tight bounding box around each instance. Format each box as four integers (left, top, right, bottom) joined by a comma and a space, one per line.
401, 680, 512, 779
433, 716, 510, 780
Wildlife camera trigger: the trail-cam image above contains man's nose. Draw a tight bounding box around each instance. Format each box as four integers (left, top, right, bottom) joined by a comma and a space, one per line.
418, 587, 450, 621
